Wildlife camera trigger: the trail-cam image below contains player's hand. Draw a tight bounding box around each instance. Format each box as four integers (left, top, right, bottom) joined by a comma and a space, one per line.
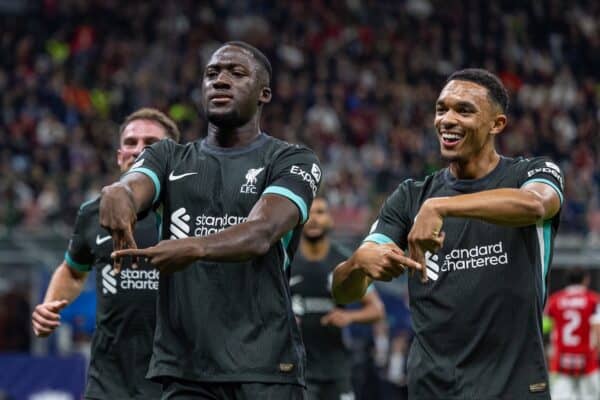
112, 238, 199, 274
99, 182, 138, 273
408, 199, 445, 282
31, 299, 68, 337
354, 242, 422, 282
321, 308, 353, 328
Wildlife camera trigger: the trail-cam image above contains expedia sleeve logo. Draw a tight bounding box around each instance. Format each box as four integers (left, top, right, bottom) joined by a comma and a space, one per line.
290, 165, 318, 196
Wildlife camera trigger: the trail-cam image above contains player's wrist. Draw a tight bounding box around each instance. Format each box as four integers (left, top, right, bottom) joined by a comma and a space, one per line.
424, 197, 447, 218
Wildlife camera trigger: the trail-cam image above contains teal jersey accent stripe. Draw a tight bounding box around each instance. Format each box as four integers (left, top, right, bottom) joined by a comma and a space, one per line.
78, 196, 99, 211
124, 167, 161, 204
155, 205, 163, 242
262, 186, 308, 223
364, 233, 394, 244
280, 229, 294, 271
522, 178, 564, 206
366, 283, 376, 293
65, 252, 91, 272
536, 220, 553, 298
542, 220, 552, 296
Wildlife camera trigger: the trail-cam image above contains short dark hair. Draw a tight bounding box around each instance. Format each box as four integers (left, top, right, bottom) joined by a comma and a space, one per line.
567, 267, 588, 285
446, 68, 509, 113
119, 108, 181, 143
224, 41, 272, 83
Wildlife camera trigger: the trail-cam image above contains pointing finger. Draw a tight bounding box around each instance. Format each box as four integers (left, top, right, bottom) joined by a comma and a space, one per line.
112, 248, 150, 258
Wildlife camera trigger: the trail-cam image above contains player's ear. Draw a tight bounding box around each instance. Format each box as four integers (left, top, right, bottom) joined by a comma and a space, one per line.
259, 86, 272, 105
116, 149, 124, 169
490, 113, 507, 136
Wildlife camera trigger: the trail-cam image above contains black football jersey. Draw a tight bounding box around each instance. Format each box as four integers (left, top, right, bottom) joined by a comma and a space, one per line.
365, 156, 564, 399
290, 244, 354, 381
66, 197, 161, 399
126, 133, 321, 385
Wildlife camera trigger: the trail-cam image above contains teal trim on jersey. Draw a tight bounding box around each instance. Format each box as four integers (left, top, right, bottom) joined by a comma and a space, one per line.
366, 283, 375, 293
542, 220, 552, 296
521, 178, 564, 206
279, 230, 294, 271
124, 167, 161, 204
363, 233, 394, 244
262, 186, 308, 223
78, 196, 99, 211
536, 220, 553, 298
155, 204, 163, 241
64, 252, 91, 272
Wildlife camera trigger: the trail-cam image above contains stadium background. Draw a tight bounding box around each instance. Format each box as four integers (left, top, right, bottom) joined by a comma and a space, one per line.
0, 0, 598, 398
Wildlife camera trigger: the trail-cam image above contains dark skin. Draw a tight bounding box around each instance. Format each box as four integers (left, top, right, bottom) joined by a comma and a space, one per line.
100, 45, 300, 273
332, 79, 561, 304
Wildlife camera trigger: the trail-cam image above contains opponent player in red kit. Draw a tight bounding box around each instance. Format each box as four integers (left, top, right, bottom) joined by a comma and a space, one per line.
546, 267, 600, 400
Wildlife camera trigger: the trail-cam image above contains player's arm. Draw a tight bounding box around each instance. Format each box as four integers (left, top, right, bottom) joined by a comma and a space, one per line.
407, 182, 562, 274
32, 261, 88, 337
322, 288, 386, 327
112, 194, 301, 273
332, 242, 420, 304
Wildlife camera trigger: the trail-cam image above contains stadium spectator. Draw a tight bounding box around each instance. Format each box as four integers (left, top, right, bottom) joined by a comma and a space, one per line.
0, 1, 597, 240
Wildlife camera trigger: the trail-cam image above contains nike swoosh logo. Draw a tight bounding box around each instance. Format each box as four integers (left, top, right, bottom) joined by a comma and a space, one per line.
289, 276, 304, 287
169, 171, 198, 181
96, 235, 112, 245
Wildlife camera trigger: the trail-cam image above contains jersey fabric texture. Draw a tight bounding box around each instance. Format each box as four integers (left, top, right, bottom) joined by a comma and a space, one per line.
126, 133, 321, 386
66, 197, 161, 399
365, 156, 564, 400
546, 285, 600, 375
290, 243, 354, 382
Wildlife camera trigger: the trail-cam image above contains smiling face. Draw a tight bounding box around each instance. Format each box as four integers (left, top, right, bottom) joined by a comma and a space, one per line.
202, 45, 271, 128
302, 197, 333, 242
434, 80, 506, 163
117, 119, 167, 172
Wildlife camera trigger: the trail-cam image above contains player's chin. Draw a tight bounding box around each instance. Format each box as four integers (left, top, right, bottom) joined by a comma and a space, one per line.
207, 109, 241, 126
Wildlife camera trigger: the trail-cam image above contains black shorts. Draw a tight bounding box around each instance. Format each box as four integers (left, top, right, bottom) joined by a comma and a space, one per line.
161, 378, 307, 400
306, 378, 354, 400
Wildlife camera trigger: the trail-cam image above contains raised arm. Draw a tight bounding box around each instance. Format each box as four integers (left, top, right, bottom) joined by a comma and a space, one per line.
407, 183, 562, 274
32, 261, 88, 337
99, 172, 155, 271
112, 194, 300, 273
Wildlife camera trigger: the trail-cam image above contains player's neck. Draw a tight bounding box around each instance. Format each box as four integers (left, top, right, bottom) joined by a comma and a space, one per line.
448, 148, 500, 180
206, 118, 262, 148
300, 237, 330, 261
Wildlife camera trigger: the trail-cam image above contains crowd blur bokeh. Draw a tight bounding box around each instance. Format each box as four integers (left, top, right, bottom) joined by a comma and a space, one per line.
1, 0, 599, 240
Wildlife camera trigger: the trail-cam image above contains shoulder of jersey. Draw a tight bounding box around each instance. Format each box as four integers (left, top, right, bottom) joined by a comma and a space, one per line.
78, 195, 101, 215
266, 134, 313, 153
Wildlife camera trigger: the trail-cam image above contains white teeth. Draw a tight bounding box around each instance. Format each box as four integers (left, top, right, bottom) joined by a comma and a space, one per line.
442, 134, 462, 141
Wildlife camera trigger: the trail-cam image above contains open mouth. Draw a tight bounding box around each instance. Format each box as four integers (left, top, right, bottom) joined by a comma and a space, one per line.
441, 132, 464, 147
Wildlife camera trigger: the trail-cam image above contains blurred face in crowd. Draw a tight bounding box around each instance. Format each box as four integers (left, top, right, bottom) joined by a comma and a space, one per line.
117, 119, 167, 172
202, 45, 271, 128
434, 80, 506, 163
302, 197, 333, 242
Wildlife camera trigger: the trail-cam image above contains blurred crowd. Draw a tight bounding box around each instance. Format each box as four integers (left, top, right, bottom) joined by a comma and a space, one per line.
1, 0, 599, 239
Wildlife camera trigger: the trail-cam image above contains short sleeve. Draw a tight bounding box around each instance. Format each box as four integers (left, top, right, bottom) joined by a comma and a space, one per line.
262, 146, 321, 224
519, 158, 565, 206
363, 181, 412, 249
122, 139, 174, 205
65, 205, 94, 272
